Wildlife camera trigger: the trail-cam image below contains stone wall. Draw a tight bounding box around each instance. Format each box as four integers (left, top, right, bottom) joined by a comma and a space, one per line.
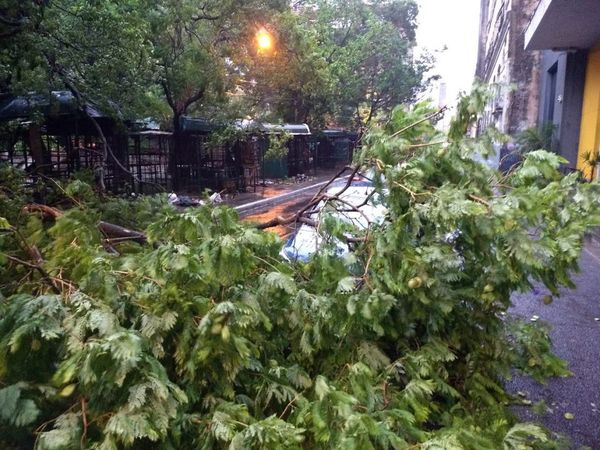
475, 0, 542, 136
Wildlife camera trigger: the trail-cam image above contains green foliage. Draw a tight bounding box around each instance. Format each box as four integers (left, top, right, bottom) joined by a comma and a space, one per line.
207, 125, 246, 149
264, 131, 292, 161
300, 0, 430, 126
2, 89, 600, 449
0, 164, 28, 224
506, 319, 570, 383
95, 194, 174, 230
193, 0, 430, 129
240, 10, 336, 126
1, 0, 156, 118
0, 384, 40, 427
531, 400, 551, 416
1, 0, 428, 131
516, 123, 556, 155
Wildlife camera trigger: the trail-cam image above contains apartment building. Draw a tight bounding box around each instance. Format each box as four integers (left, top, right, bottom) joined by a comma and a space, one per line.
525, 0, 600, 176
475, 0, 542, 136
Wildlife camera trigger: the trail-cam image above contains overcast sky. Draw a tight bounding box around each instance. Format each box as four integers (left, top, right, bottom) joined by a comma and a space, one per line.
415, 0, 481, 107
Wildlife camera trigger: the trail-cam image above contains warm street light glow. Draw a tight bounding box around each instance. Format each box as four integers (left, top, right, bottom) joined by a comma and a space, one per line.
256, 29, 273, 52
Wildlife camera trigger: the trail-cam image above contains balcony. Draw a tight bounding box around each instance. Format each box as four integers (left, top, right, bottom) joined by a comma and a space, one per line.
525, 0, 600, 50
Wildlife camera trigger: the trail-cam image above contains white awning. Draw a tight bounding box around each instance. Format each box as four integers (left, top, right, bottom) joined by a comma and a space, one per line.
235, 120, 311, 135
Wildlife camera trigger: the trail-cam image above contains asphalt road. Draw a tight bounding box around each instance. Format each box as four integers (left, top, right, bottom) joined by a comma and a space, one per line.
240, 187, 320, 238
240, 176, 351, 238
507, 241, 600, 448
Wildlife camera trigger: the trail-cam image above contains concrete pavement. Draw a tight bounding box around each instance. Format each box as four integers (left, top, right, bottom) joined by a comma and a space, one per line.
507, 241, 600, 448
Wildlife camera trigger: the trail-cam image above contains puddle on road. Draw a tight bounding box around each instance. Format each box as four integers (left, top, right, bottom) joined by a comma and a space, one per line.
242, 196, 311, 238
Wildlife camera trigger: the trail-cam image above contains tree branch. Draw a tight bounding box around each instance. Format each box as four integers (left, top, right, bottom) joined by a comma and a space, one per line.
23, 204, 148, 245
326, 21, 354, 63
22, 203, 62, 218
98, 221, 147, 244
468, 193, 490, 207
389, 106, 447, 139
47, 59, 166, 192
310, 165, 357, 203
183, 86, 206, 111
191, 13, 221, 21
253, 165, 373, 238
161, 80, 176, 110
5, 227, 62, 294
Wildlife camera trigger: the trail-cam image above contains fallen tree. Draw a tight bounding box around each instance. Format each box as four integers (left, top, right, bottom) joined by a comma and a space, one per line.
1, 91, 600, 449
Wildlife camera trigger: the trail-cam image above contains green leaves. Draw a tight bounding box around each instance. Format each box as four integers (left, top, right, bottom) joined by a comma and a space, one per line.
302, 0, 428, 126
506, 319, 571, 383
336, 276, 356, 293
1, 294, 65, 353
234, 416, 305, 450
1, 0, 427, 156
503, 423, 548, 449
37, 413, 82, 450
513, 150, 568, 185
0, 217, 11, 230
2, 87, 600, 449
0, 384, 39, 427
264, 272, 297, 295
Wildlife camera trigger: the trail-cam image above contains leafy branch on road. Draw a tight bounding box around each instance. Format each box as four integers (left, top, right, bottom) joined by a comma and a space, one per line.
1, 90, 600, 449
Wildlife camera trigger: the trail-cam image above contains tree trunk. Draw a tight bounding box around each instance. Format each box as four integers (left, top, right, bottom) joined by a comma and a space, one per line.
27, 125, 50, 172
170, 112, 182, 191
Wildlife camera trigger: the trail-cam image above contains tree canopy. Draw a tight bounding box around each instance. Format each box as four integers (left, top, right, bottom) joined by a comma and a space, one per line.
306, 0, 430, 126
1, 0, 155, 118
0, 0, 428, 129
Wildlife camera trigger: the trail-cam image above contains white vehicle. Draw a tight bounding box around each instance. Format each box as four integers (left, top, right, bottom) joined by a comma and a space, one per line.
280, 175, 387, 262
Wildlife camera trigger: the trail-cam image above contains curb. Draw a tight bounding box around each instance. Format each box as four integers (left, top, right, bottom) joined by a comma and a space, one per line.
234, 181, 327, 215
585, 227, 600, 247
234, 177, 347, 216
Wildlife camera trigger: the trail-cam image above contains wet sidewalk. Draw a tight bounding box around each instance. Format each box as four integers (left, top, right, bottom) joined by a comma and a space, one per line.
507, 240, 600, 448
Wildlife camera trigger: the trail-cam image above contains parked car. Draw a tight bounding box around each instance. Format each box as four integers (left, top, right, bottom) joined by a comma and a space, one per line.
280, 174, 387, 262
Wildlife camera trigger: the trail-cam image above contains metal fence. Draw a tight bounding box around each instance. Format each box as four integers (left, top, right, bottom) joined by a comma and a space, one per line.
0, 124, 357, 194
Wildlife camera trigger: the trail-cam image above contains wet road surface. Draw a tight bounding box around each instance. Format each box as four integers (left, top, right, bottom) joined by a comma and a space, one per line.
240, 176, 351, 238
241, 190, 317, 238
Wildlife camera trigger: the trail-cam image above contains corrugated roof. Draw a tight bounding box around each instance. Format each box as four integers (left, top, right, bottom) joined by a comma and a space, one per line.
0, 91, 105, 121
321, 129, 357, 138
129, 130, 172, 136
179, 116, 222, 133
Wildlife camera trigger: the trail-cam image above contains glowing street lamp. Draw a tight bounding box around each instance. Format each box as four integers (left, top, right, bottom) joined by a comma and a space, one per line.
256, 28, 273, 53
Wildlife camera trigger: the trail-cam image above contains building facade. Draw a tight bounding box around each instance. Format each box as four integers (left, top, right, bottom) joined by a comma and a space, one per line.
525, 0, 600, 177
476, 0, 542, 136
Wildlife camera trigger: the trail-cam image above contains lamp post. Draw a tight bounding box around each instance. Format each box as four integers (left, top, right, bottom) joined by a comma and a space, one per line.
254, 27, 274, 186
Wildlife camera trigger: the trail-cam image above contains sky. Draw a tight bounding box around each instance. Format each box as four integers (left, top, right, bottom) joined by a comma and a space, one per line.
415, 0, 481, 110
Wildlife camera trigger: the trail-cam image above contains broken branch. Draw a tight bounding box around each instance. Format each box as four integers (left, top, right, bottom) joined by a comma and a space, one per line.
389, 107, 447, 139
22, 204, 148, 245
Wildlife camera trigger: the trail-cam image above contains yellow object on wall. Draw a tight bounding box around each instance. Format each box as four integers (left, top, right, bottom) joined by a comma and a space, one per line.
577, 42, 600, 179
